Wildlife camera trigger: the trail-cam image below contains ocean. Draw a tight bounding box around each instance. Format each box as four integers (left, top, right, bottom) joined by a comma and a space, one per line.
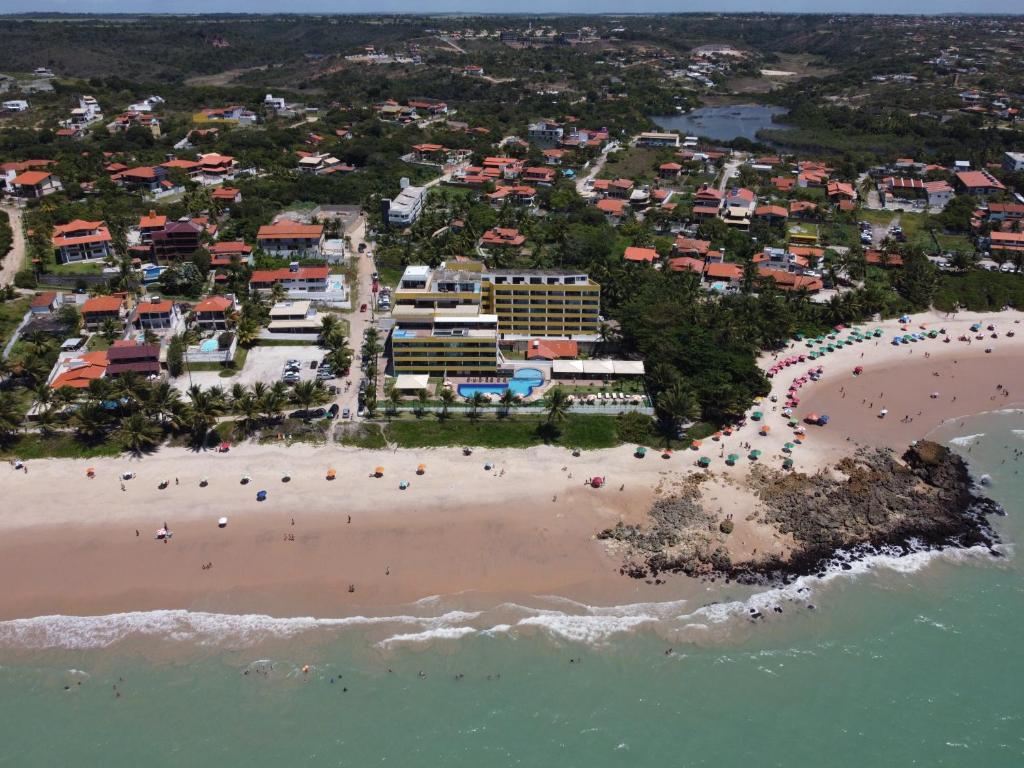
2, 411, 1022, 767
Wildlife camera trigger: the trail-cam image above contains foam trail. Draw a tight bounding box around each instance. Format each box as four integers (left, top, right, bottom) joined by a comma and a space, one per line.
949, 433, 985, 447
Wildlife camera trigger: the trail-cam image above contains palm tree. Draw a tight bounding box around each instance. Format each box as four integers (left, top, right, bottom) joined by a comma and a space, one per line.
439, 387, 456, 419
235, 317, 260, 348
229, 383, 249, 408
117, 413, 162, 454
387, 386, 403, 419
545, 386, 571, 425
318, 314, 344, 348
291, 380, 320, 417
112, 371, 148, 412
498, 388, 518, 418
416, 388, 430, 417
325, 347, 352, 376
34, 406, 58, 436
258, 388, 286, 423
99, 317, 121, 345
72, 401, 111, 442
185, 385, 225, 445
0, 392, 21, 440
269, 282, 288, 305
145, 381, 183, 429
233, 394, 261, 439
468, 391, 486, 421
655, 383, 700, 444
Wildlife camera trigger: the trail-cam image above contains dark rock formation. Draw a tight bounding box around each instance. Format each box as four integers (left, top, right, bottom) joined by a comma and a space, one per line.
604, 441, 1001, 583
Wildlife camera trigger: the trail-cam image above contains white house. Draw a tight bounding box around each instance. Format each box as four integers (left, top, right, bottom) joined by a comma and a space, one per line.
3, 100, 29, 112
385, 184, 427, 227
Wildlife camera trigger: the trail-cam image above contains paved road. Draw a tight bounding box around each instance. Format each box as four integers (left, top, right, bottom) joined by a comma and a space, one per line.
575, 142, 618, 196
0, 203, 26, 287
716, 154, 744, 194
332, 217, 378, 423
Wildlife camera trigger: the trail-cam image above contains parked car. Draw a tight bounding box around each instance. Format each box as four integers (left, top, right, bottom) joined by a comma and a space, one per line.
327, 404, 340, 419
342, 407, 351, 419
360, 303, 368, 312
358, 243, 366, 253
309, 360, 319, 370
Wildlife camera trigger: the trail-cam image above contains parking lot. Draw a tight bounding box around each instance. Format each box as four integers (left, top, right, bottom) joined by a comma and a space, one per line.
172, 345, 328, 392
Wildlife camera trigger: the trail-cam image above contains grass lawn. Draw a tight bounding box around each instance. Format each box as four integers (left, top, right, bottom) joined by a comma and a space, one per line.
86, 334, 111, 351
0, 297, 29, 347
336, 423, 388, 449
0, 432, 125, 460
600, 146, 666, 183
48, 261, 105, 276
254, 339, 318, 347
379, 413, 621, 450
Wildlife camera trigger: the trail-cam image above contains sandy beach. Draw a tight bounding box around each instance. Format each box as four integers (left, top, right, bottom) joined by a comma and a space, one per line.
2, 309, 1022, 621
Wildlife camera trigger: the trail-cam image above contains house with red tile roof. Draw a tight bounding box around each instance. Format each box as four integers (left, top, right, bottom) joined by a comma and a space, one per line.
256, 221, 324, 257
30, 291, 63, 315
956, 170, 1006, 198
673, 237, 711, 258
542, 148, 568, 166
989, 231, 1024, 254
81, 294, 125, 329
138, 210, 167, 243
209, 241, 254, 267
595, 198, 628, 221
522, 166, 556, 185
754, 204, 789, 222
159, 158, 203, 180
864, 250, 905, 267
212, 187, 242, 206
525, 338, 578, 360
758, 268, 823, 292
194, 295, 235, 330
52, 220, 113, 264
623, 246, 658, 264
789, 200, 818, 218
772, 176, 796, 192
486, 185, 537, 206
659, 162, 682, 180
826, 181, 856, 201
151, 220, 204, 262
667, 256, 705, 274
130, 297, 181, 331
49, 350, 110, 389
10, 170, 62, 198
480, 227, 526, 248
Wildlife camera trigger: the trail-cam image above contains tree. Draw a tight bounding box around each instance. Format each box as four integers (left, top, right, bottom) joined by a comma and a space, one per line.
416, 387, 429, 417
185, 385, 225, 445
545, 386, 571, 425
235, 317, 260, 348
166, 334, 185, 378
498, 387, 518, 418
386, 386, 402, 419
72, 401, 111, 442
655, 382, 700, 443
0, 391, 21, 440
233, 394, 261, 439
100, 317, 121, 345
117, 413, 162, 454
468, 391, 486, 421
439, 387, 456, 419
145, 380, 183, 428
290, 380, 323, 418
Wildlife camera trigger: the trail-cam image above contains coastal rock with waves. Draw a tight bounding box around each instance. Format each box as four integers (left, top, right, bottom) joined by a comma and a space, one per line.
602, 441, 1001, 582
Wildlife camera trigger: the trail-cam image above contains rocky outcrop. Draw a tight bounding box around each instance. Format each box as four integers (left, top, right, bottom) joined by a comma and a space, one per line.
602, 441, 1001, 583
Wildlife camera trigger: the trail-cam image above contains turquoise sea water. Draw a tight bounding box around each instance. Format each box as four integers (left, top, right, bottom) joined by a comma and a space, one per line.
1, 411, 1023, 767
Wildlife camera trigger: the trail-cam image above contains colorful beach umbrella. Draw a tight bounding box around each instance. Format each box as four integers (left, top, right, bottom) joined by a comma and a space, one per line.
749, 450, 762, 460
698, 457, 711, 468
784, 442, 795, 452
783, 458, 794, 470
727, 453, 740, 464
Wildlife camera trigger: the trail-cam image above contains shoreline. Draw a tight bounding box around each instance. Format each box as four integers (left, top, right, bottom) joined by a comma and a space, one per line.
1, 310, 1022, 627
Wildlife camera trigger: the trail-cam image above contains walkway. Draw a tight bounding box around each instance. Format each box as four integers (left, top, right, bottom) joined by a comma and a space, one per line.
0, 203, 26, 287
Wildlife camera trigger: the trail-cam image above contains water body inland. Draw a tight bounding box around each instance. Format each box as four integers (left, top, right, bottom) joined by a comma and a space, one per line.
651, 104, 791, 143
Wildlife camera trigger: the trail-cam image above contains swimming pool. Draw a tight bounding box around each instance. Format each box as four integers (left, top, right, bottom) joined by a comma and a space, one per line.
458, 368, 545, 399
199, 339, 219, 353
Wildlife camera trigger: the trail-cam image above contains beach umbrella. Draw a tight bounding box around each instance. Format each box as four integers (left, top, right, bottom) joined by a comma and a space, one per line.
751, 411, 763, 421
200, 477, 209, 487
256, 490, 267, 501
484, 462, 494, 470
417, 463, 426, 475
713, 431, 723, 441
691, 439, 702, 450
783, 458, 794, 470
86, 467, 96, 478
217, 517, 228, 528
819, 414, 829, 425
760, 425, 771, 435
374, 466, 384, 477
326, 468, 337, 480
749, 450, 762, 460
805, 413, 819, 423
788, 419, 798, 427
663, 448, 674, 459
399, 480, 409, 490
794, 333, 804, 341
635, 446, 647, 458
590, 476, 604, 488
727, 453, 740, 465
240, 474, 251, 485
879, 408, 888, 418
784, 442, 795, 452
698, 456, 711, 468
723, 427, 733, 436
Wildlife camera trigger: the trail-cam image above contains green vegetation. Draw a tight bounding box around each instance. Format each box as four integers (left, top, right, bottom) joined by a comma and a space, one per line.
0, 297, 30, 348
0, 209, 11, 264
371, 413, 624, 450
933, 271, 1024, 313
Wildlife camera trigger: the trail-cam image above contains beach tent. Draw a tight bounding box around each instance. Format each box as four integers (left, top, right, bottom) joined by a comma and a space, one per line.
256, 490, 267, 501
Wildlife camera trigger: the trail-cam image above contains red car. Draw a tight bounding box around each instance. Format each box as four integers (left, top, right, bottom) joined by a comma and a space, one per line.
360, 303, 368, 312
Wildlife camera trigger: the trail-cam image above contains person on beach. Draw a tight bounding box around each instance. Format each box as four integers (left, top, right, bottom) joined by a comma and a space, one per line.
175, 478, 178, 485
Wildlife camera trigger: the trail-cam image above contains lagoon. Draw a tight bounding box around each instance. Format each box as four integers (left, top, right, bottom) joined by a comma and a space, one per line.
651, 104, 790, 143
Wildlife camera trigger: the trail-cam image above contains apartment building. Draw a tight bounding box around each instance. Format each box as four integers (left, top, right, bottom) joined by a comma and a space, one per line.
256, 221, 325, 258
383, 184, 427, 227
388, 262, 602, 373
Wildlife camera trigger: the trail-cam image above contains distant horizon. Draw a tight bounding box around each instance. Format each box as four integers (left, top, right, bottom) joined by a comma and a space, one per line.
2, 1, 1022, 16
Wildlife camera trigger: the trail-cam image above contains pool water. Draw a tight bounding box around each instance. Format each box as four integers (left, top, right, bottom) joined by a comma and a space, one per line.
199, 339, 219, 353
458, 368, 544, 399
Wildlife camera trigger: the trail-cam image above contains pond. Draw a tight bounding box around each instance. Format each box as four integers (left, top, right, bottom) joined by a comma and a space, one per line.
650, 104, 790, 143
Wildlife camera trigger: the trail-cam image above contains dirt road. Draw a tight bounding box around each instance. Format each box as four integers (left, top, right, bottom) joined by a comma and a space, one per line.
0, 204, 26, 287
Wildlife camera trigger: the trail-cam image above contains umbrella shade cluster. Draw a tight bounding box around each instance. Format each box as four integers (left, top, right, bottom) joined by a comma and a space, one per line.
766, 353, 809, 379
